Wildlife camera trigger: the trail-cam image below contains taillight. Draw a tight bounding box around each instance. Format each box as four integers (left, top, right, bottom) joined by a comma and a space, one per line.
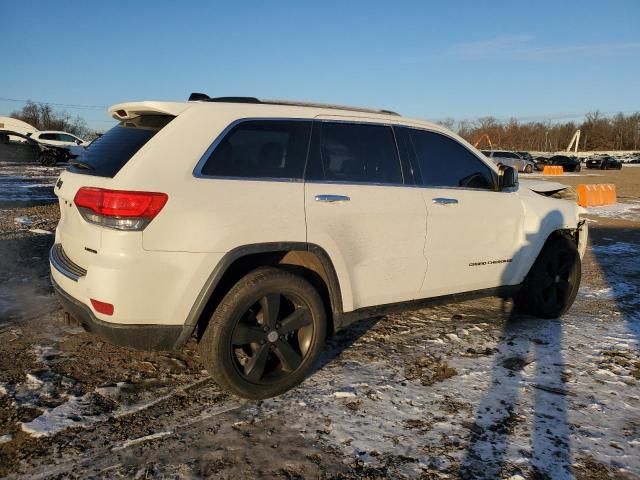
74, 187, 168, 231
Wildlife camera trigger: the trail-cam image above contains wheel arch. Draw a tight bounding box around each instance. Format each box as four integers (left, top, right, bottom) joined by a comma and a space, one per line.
173, 243, 344, 349
515, 226, 582, 286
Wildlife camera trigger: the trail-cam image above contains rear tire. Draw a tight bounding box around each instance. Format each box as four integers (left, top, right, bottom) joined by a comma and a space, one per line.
198, 267, 326, 399
514, 235, 581, 319
524, 164, 533, 174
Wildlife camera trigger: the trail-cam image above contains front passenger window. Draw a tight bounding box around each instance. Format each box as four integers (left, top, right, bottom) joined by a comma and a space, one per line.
406, 129, 494, 190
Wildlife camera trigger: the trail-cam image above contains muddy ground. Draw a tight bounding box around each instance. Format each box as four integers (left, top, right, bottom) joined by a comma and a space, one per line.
0, 161, 639, 479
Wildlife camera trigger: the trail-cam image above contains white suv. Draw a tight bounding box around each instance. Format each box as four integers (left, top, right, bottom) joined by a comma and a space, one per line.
50, 94, 588, 399
30, 130, 88, 147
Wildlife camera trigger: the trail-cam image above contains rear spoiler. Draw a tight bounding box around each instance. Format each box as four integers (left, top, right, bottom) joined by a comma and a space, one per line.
108, 101, 191, 121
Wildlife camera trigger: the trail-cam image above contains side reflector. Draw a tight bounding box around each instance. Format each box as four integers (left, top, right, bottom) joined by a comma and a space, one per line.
90, 299, 114, 316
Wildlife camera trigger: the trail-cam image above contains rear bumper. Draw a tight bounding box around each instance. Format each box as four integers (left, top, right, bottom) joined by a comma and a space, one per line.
52, 277, 185, 351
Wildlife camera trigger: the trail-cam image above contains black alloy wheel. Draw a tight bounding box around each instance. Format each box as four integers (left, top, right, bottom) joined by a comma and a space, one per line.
231, 291, 314, 383
198, 267, 326, 399
515, 236, 581, 319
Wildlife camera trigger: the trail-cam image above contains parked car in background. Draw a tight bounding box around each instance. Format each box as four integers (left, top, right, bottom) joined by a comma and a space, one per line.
29, 130, 89, 158
534, 156, 549, 171
586, 155, 622, 170
0, 129, 72, 165
481, 150, 536, 173
547, 155, 581, 172
516, 151, 534, 162
29, 130, 88, 147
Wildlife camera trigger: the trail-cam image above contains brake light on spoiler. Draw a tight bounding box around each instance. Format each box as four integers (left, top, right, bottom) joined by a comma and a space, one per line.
74, 187, 168, 231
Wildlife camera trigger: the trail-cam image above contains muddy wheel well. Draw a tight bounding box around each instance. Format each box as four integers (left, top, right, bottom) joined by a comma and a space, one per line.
194, 250, 337, 340
548, 228, 579, 246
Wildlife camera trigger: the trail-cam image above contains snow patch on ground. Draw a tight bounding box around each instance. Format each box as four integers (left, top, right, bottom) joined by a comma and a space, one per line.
21, 394, 106, 437
585, 202, 640, 221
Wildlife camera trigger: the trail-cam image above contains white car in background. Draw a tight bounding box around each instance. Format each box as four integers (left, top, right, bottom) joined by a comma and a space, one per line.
30, 130, 88, 147
29, 130, 88, 158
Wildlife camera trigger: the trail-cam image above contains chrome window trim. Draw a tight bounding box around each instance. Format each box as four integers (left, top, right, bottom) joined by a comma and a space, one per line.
192, 117, 507, 193
193, 117, 405, 184
305, 180, 511, 192
305, 179, 411, 188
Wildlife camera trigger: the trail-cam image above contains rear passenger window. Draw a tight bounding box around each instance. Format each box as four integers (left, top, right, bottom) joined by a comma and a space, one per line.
200, 120, 311, 180
70, 115, 174, 178
406, 129, 494, 190
306, 122, 402, 184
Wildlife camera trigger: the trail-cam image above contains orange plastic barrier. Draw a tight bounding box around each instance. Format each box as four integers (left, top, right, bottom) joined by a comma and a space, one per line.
576, 184, 617, 207
543, 165, 563, 175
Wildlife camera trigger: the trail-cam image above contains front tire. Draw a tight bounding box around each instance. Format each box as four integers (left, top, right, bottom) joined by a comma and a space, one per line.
198, 267, 326, 399
38, 151, 57, 166
514, 235, 581, 319
524, 164, 533, 174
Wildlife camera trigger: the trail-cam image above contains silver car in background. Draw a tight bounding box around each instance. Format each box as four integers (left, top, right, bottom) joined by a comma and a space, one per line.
482, 150, 536, 173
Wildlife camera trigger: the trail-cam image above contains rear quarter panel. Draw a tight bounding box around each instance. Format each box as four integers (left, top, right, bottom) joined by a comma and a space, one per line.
108, 107, 307, 253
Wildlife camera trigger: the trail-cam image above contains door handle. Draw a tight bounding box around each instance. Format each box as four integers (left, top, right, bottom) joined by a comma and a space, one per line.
315, 194, 350, 203
432, 197, 458, 205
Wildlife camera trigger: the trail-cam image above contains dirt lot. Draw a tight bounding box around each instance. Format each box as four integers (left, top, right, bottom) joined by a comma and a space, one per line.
0, 161, 639, 479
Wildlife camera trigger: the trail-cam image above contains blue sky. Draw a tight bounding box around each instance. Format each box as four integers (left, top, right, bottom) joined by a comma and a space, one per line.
1, 0, 639, 131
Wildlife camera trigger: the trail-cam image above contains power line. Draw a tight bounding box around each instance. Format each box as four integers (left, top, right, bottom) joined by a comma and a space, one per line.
0, 96, 108, 110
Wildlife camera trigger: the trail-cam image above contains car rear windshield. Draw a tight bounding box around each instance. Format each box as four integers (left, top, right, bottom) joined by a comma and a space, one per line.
69, 115, 173, 177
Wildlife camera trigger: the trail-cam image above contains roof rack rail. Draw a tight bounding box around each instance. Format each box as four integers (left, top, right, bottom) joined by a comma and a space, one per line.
187, 93, 401, 116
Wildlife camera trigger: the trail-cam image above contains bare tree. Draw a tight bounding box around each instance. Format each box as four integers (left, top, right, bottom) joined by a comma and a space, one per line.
10, 101, 91, 138
452, 111, 640, 151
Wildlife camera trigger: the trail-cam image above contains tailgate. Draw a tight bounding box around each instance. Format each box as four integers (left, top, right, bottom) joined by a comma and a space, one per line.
54, 171, 106, 269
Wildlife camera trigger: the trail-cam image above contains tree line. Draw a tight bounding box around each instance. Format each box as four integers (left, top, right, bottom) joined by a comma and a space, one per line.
10, 101, 91, 138
9, 101, 640, 152
437, 111, 640, 152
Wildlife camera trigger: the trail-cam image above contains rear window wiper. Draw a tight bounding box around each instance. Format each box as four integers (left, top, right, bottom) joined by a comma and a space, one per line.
69, 159, 95, 171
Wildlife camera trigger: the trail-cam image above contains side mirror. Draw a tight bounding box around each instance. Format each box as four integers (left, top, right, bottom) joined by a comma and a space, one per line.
499, 165, 518, 190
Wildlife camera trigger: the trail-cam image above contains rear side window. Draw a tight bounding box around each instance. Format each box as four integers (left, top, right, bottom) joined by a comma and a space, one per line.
70, 115, 173, 177
306, 122, 403, 184
404, 128, 494, 190
58, 134, 78, 142
199, 120, 311, 180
